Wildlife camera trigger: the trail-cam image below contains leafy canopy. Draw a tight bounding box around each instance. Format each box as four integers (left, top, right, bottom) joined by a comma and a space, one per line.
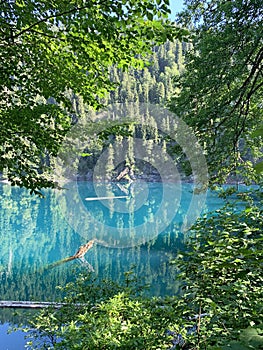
0, 0, 186, 194
170, 0, 263, 183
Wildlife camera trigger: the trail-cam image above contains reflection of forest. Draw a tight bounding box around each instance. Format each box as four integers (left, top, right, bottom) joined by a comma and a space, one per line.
0, 182, 222, 324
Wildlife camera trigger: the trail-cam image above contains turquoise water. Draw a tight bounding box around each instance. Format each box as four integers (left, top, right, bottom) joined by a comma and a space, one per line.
0, 181, 226, 348
0, 181, 225, 299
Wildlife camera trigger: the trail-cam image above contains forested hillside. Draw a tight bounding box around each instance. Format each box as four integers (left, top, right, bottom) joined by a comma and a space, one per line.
57, 40, 191, 182
70, 40, 189, 113
0, 39, 191, 184
1, 0, 187, 193
108, 40, 189, 105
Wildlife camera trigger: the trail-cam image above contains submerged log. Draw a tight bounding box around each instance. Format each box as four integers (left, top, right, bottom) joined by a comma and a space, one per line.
85, 196, 128, 201
46, 239, 95, 269
0, 300, 67, 309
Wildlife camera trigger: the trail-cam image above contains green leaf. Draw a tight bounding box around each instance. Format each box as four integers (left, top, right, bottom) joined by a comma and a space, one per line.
254, 161, 263, 174
251, 126, 263, 138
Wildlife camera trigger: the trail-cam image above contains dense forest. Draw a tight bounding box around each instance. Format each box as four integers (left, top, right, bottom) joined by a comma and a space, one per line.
1, 40, 193, 184
54, 40, 196, 183
0, 0, 262, 349
68, 40, 189, 110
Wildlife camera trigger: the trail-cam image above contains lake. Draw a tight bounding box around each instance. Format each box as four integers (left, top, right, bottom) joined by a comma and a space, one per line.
0, 181, 226, 348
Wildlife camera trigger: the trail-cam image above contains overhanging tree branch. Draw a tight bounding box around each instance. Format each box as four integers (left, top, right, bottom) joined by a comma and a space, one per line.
8, 5, 91, 40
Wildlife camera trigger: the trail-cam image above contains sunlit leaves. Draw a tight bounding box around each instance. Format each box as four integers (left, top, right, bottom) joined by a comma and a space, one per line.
23, 272, 181, 349
0, 0, 187, 193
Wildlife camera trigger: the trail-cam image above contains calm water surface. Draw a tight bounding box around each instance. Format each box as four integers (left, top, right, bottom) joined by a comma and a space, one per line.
0, 181, 227, 348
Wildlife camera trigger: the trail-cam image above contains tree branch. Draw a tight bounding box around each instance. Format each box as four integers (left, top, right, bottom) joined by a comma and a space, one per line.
215, 47, 263, 133
28, 29, 65, 40
235, 47, 263, 106
10, 5, 90, 40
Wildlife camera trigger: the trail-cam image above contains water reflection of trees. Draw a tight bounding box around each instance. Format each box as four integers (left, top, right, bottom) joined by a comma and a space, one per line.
0, 182, 213, 323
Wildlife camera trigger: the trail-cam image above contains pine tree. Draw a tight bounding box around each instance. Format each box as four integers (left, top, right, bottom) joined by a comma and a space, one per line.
105, 144, 115, 181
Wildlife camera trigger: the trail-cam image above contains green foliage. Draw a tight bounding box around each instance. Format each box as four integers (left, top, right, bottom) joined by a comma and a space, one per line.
213, 326, 263, 350
250, 124, 263, 174
166, 1, 263, 346
173, 194, 263, 349
4, 1, 263, 349
23, 272, 182, 349
170, 0, 263, 184
1, 0, 187, 193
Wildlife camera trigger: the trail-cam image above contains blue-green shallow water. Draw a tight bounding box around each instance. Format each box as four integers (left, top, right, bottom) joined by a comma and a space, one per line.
0, 181, 233, 347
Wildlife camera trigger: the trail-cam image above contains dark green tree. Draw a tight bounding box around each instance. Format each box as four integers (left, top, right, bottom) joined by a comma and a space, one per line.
170, 0, 263, 183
